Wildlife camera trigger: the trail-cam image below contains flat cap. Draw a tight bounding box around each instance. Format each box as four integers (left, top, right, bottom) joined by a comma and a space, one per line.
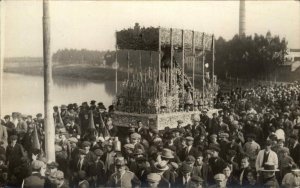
191, 176, 204, 183
177, 120, 183, 124
209, 145, 221, 152
131, 133, 141, 139
68, 137, 78, 143
124, 144, 135, 150
94, 149, 104, 156
147, 173, 161, 183
181, 163, 193, 174
185, 136, 194, 141
82, 141, 91, 147
214, 173, 226, 181
185, 155, 196, 164
32, 160, 44, 170
55, 170, 64, 179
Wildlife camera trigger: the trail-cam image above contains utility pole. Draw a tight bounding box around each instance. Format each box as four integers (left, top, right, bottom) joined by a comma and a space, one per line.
43, 0, 55, 162
0, 1, 5, 119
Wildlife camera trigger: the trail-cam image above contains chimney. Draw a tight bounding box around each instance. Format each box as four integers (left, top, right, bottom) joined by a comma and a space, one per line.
239, 0, 246, 36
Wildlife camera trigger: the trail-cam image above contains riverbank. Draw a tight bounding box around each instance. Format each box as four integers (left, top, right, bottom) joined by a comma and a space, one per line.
3, 63, 127, 82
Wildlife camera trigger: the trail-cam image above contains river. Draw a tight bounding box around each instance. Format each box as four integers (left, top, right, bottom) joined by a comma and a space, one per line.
2, 73, 116, 116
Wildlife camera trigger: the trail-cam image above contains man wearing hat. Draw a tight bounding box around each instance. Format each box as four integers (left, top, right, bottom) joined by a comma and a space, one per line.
289, 134, 300, 167
177, 120, 184, 129
107, 158, 141, 188
208, 145, 226, 176
72, 149, 91, 184
147, 173, 161, 188
243, 133, 260, 168
255, 140, 278, 172
0, 119, 7, 148
282, 164, 300, 188
66, 116, 81, 139
209, 173, 226, 188
186, 175, 204, 188
153, 161, 171, 188
6, 135, 26, 183
54, 170, 69, 188
22, 160, 45, 188
175, 162, 193, 187
181, 136, 197, 161
260, 162, 280, 188
130, 132, 145, 152
90, 149, 105, 187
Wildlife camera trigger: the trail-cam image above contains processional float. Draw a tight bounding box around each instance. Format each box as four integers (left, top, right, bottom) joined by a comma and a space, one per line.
112, 25, 218, 130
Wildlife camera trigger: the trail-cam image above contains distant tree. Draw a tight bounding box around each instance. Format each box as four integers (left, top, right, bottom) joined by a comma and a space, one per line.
215, 32, 287, 80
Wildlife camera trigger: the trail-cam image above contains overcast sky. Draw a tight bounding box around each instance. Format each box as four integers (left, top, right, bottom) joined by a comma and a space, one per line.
2, 0, 300, 57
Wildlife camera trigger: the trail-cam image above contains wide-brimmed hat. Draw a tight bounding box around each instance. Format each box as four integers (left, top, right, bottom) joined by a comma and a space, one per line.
261, 163, 279, 172
160, 148, 174, 159
154, 161, 169, 171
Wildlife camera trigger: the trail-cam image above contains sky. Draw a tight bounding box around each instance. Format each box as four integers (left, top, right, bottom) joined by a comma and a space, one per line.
2, 0, 300, 57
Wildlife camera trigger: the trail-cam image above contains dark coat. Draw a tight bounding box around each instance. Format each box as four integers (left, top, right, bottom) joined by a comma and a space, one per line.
180, 146, 198, 161
23, 173, 45, 188
290, 143, 300, 167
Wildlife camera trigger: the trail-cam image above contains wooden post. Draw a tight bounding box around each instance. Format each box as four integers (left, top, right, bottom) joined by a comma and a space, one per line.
202, 33, 205, 101
115, 32, 118, 94
182, 30, 185, 96
192, 31, 195, 108
0, 0, 5, 118
170, 28, 173, 91
43, 0, 55, 162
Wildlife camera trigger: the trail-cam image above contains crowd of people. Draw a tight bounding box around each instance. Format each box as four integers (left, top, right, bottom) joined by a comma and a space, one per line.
1, 82, 300, 188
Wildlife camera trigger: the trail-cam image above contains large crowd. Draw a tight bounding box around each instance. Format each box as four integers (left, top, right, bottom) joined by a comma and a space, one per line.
1, 82, 300, 188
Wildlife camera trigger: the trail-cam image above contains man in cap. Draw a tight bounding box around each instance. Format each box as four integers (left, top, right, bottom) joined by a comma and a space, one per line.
153, 161, 171, 188
208, 145, 226, 176
22, 160, 45, 188
147, 173, 161, 188
130, 132, 145, 152
282, 164, 300, 188
6, 135, 27, 183
72, 149, 91, 183
0, 119, 7, 148
177, 120, 184, 129
192, 152, 212, 187
54, 170, 69, 188
255, 140, 278, 172
175, 162, 193, 187
90, 149, 105, 187
181, 136, 198, 161
209, 173, 226, 188
2, 115, 15, 138
186, 176, 204, 188
243, 133, 260, 168
236, 156, 252, 186
107, 158, 141, 187
289, 134, 300, 167
66, 116, 81, 139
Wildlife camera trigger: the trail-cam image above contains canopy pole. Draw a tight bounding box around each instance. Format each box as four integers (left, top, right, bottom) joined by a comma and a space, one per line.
43, 0, 55, 162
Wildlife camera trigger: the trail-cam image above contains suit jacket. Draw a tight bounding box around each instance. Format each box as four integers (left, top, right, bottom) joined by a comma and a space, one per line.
255, 150, 278, 171
180, 146, 198, 161
290, 143, 300, 167
236, 166, 252, 186
23, 173, 45, 188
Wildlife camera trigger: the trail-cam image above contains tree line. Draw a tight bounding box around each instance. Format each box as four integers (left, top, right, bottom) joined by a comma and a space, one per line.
214, 32, 288, 80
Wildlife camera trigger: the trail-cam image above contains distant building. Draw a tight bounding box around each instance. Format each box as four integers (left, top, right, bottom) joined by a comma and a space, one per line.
285, 48, 300, 62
